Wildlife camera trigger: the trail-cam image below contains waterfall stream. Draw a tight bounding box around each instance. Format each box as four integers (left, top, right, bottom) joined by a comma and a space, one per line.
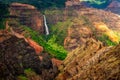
43, 15, 49, 35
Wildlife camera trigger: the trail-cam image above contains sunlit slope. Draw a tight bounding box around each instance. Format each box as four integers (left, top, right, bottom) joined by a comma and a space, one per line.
56, 38, 120, 80
94, 22, 120, 43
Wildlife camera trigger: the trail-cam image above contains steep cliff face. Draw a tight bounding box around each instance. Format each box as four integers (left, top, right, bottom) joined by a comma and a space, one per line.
56, 39, 120, 80
64, 18, 93, 51
0, 30, 59, 80
9, 3, 44, 34
63, 8, 120, 51
77, 8, 120, 31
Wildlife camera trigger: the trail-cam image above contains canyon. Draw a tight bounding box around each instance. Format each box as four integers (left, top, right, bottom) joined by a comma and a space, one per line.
0, 1, 120, 80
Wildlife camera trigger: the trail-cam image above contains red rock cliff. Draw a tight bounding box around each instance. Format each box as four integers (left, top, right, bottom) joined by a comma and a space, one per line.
9, 3, 44, 34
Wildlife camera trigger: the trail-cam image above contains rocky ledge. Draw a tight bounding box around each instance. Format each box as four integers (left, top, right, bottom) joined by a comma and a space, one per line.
57, 39, 120, 80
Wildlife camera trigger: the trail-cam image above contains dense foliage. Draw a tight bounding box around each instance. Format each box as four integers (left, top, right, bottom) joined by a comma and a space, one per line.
1, 0, 66, 10
80, 0, 112, 8
0, 2, 9, 29
23, 26, 67, 60
50, 20, 73, 45
97, 34, 119, 46
80, 0, 107, 5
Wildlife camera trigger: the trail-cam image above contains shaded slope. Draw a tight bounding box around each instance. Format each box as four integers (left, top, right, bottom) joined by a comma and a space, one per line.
0, 30, 59, 80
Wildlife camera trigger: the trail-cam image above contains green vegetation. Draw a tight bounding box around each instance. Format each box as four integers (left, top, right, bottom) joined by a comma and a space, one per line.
21, 10, 73, 60
50, 20, 73, 45
17, 75, 28, 80
80, 0, 107, 5
23, 26, 67, 60
43, 9, 65, 24
97, 34, 118, 46
24, 68, 36, 76
80, 0, 111, 8
1, 0, 66, 10
0, 19, 5, 29
17, 68, 36, 80
114, 31, 120, 41
0, 2, 9, 29
44, 9, 75, 45
44, 9, 63, 15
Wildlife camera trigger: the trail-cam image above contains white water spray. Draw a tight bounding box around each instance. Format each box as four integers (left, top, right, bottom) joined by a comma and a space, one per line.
43, 15, 49, 35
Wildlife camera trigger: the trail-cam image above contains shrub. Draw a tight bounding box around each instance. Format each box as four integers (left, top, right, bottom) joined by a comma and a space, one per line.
0, 2, 9, 29
24, 68, 36, 76
17, 75, 28, 80
97, 34, 118, 46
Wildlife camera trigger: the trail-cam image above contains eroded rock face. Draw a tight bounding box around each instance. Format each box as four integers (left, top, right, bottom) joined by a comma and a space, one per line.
9, 3, 44, 34
0, 30, 58, 80
64, 8, 120, 51
64, 24, 93, 51
56, 39, 120, 80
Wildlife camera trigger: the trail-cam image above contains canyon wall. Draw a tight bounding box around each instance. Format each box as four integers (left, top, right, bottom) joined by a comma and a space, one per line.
9, 3, 44, 34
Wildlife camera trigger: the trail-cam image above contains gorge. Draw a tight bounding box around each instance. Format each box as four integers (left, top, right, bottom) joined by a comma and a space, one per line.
0, 0, 120, 80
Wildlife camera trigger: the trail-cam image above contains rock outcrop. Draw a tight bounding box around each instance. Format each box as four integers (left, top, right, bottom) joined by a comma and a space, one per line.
9, 3, 44, 34
0, 30, 58, 80
64, 18, 93, 51
56, 39, 120, 80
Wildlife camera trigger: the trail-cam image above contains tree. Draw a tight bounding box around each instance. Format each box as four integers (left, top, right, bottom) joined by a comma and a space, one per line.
80, 0, 111, 8
1, 0, 66, 10
0, 2, 9, 29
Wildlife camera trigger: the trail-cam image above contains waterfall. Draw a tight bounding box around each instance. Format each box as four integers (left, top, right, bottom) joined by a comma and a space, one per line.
43, 15, 49, 35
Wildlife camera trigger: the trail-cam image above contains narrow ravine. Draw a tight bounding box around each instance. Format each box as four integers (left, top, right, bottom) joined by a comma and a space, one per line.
43, 15, 49, 35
